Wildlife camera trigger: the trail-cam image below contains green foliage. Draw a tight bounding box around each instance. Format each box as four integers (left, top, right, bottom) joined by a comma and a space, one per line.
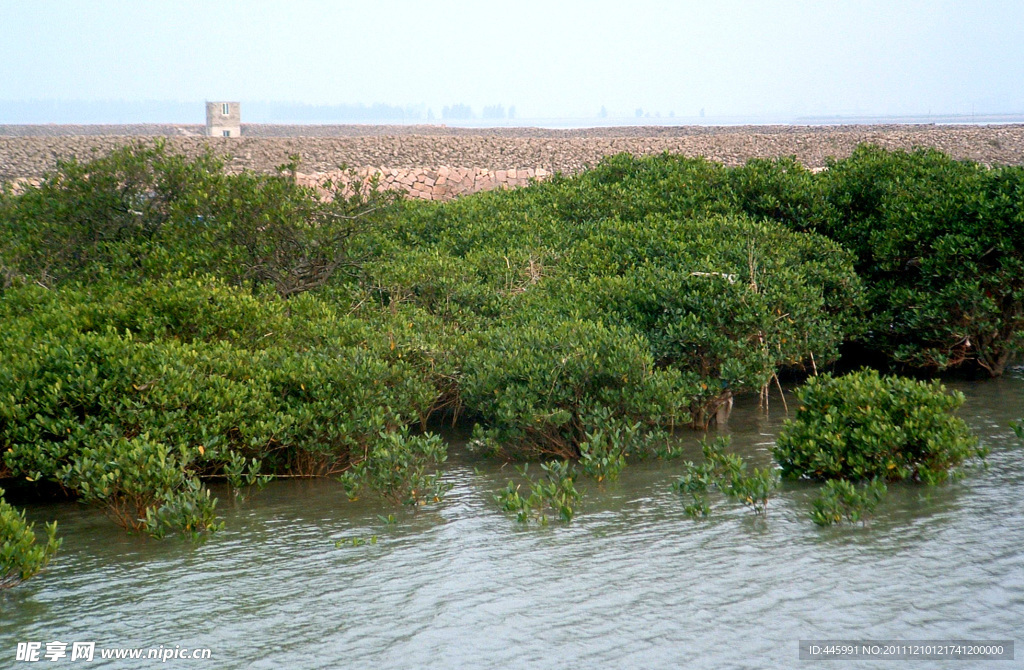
223, 453, 272, 501
172, 165, 400, 297
0, 141, 401, 296
728, 156, 828, 230
378, 155, 862, 454
0, 278, 445, 534
774, 370, 984, 484
463, 316, 684, 459
576, 409, 633, 483
496, 460, 582, 525
548, 214, 862, 425
0, 488, 60, 589
1, 147, 864, 508
338, 428, 451, 505
60, 434, 220, 535
0, 141, 220, 286
576, 406, 677, 482
5, 142, 1015, 537
818, 146, 1024, 376
673, 437, 779, 516
142, 478, 223, 540
810, 478, 888, 527
1014, 420, 1023, 440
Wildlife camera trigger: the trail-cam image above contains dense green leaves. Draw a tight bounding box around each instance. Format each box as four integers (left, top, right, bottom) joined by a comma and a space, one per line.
0, 141, 220, 286
463, 317, 684, 459
0, 278, 444, 534
2, 143, 1015, 536
775, 370, 987, 526
816, 146, 1024, 375
0, 141, 401, 296
62, 435, 221, 536
773, 370, 984, 484
338, 429, 451, 505
367, 154, 862, 449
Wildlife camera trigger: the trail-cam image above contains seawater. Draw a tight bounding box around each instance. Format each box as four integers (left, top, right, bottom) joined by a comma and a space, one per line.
2, 375, 1022, 669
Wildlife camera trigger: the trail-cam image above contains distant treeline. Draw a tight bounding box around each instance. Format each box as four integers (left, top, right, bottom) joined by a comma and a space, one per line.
0, 100, 519, 124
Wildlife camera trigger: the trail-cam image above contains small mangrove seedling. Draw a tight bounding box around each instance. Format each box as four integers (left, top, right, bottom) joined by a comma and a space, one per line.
1, 488, 61, 589
811, 478, 888, 527
142, 478, 224, 540
496, 460, 582, 525
577, 416, 630, 483
224, 452, 273, 501
576, 407, 677, 482
339, 429, 452, 506
673, 437, 779, 517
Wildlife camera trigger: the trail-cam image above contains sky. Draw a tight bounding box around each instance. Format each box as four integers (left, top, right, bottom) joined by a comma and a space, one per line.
1, 0, 1023, 121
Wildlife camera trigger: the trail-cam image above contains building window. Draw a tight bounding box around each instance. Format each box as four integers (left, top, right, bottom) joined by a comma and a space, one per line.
223, 130, 231, 137
222, 103, 230, 115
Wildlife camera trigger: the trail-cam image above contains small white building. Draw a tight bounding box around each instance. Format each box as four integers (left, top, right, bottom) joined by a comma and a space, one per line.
206, 102, 241, 137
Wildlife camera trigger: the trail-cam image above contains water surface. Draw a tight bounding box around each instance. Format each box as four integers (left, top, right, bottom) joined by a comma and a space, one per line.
3, 375, 1022, 668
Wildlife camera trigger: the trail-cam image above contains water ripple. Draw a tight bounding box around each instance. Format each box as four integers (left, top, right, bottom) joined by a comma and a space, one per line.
4, 380, 1023, 668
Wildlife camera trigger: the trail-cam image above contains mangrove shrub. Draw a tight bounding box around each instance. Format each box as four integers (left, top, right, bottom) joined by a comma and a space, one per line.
462, 317, 684, 459
368, 154, 863, 455
818, 146, 1024, 376
0, 141, 400, 296
496, 460, 582, 525
0, 278, 444, 534
773, 370, 983, 484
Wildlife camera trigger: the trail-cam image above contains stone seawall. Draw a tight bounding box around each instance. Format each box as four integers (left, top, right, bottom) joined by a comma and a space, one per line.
3, 125, 1023, 194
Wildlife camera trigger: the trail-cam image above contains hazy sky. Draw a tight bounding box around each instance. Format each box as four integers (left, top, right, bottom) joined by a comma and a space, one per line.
2, 0, 1022, 119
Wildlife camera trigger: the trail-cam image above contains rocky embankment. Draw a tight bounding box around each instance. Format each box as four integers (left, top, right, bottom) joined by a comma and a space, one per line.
2, 124, 1022, 186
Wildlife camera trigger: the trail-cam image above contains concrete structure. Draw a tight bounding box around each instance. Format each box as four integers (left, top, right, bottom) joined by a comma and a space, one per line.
206, 102, 241, 137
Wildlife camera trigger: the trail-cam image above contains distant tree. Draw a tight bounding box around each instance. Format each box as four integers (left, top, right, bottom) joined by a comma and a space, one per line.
599, 105, 608, 118
508, 105, 516, 119
635, 108, 644, 118
482, 104, 506, 119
